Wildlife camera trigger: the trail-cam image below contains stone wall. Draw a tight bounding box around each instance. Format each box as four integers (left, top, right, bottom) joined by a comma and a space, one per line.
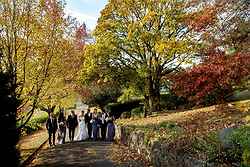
115, 125, 213, 167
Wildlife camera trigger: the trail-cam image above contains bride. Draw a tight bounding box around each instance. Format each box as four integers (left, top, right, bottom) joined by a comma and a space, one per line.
75, 110, 88, 141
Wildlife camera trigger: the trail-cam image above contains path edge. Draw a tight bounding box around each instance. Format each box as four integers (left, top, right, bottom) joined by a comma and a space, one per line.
20, 138, 48, 167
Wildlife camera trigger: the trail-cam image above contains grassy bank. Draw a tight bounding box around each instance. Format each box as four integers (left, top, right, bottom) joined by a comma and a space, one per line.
116, 100, 250, 166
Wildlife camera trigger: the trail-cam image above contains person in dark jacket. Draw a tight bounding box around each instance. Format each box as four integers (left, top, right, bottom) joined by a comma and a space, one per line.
100, 111, 108, 141
46, 112, 58, 146
66, 110, 78, 141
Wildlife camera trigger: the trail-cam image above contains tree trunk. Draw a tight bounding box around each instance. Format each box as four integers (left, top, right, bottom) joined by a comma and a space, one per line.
144, 73, 161, 117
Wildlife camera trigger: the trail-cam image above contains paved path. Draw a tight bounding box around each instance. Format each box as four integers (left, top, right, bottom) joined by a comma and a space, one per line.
28, 141, 118, 167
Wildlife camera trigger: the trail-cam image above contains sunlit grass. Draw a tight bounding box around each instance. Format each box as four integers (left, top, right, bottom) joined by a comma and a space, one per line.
18, 130, 48, 163
116, 100, 250, 144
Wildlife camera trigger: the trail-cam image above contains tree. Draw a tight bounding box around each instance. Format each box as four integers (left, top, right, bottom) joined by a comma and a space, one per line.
0, 0, 87, 129
0, 0, 87, 165
90, 0, 217, 116
171, 51, 250, 105
77, 81, 122, 110
0, 49, 20, 166
171, 0, 250, 105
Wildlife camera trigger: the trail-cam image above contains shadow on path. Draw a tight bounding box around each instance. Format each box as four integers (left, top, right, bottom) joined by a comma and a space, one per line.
28, 141, 115, 167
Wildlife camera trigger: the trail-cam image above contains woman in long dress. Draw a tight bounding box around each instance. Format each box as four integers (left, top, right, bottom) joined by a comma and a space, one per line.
106, 116, 115, 142
57, 110, 66, 144
91, 110, 102, 141
75, 111, 88, 141
57, 122, 66, 144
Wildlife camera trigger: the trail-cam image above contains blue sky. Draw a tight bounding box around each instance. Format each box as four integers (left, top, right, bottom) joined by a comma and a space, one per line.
65, 0, 108, 30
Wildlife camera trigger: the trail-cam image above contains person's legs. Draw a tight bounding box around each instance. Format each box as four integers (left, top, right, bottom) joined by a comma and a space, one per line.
63, 128, 66, 143
52, 132, 56, 145
96, 128, 98, 140
72, 128, 75, 141
111, 124, 115, 141
93, 127, 97, 141
69, 128, 72, 141
88, 124, 92, 139
48, 131, 52, 146
101, 125, 106, 140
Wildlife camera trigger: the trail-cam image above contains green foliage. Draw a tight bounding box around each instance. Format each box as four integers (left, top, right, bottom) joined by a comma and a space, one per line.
92, 0, 200, 114
229, 125, 250, 166
32, 112, 48, 124
229, 126, 250, 150
0, 0, 85, 130
80, 82, 122, 109
104, 99, 143, 118
160, 93, 187, 110
191, 132, 222, 164
242, 148, 250, 167
20, 121, 42, 136
18, 110, 55, 136
127, 121, 183, 146
131, 106, 144, 118
118, 85, 144, 103
192, 126, 250, 166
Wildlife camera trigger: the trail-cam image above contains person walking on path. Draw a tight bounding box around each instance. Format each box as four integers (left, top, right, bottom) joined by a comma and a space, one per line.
66, 110, 78, 142
101, 111, 108, 141
75, 110, 88, 141
57, 109, 66, 144
91, 109, 101, 141
46, 112, 58, 147
84, 109, 92, 140
106, 116, 115, 142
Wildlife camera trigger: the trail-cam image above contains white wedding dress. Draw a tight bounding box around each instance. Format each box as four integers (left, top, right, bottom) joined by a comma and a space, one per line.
75, 116, 88, 141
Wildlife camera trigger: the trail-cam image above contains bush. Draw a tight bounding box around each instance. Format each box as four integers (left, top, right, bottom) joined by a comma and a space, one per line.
193, 126, 250, 166
104, 99, 143, 118
131, 106, 144, 118
120, 111, 131, 119
242, 149, 250, 167
229, 125, 250, 166
21, 121, 42, 135
19, 111, 49, 136
160, 93, 187, 110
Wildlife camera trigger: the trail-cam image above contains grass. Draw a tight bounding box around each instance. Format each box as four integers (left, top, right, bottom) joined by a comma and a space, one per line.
19, 108, 64, 136
18, 110, 48, 136
116, 100, 250, 148
18, 129, 48, 164
117, 100, 250, 129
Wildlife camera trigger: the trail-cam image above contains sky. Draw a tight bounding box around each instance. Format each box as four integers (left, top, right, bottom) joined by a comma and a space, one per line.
65, 0, 108, 31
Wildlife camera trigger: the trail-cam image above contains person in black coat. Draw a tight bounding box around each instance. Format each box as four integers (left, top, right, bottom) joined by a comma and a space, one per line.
84, 109, 92, 140
101, 111, 108, 141
46, 112, 58, 146
66, 110, 78, 141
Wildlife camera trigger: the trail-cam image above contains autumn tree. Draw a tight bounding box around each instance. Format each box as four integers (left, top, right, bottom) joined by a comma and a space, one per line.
0, 0, 87, 127
171, 0, 250, 105
87, 0, 218, 116
0, 0, 87, 164
171, 51, 250, 105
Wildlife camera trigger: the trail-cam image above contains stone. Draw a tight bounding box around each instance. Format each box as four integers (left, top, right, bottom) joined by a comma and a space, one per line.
151, 141, 162, 167
218, 127, 235, 149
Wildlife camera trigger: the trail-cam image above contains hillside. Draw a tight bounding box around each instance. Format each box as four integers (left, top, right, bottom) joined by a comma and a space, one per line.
116, 100, 250, 166
117, 100, 250, 134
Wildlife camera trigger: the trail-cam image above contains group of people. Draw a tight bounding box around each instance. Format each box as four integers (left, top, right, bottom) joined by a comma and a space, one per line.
46, 108, 116, 147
